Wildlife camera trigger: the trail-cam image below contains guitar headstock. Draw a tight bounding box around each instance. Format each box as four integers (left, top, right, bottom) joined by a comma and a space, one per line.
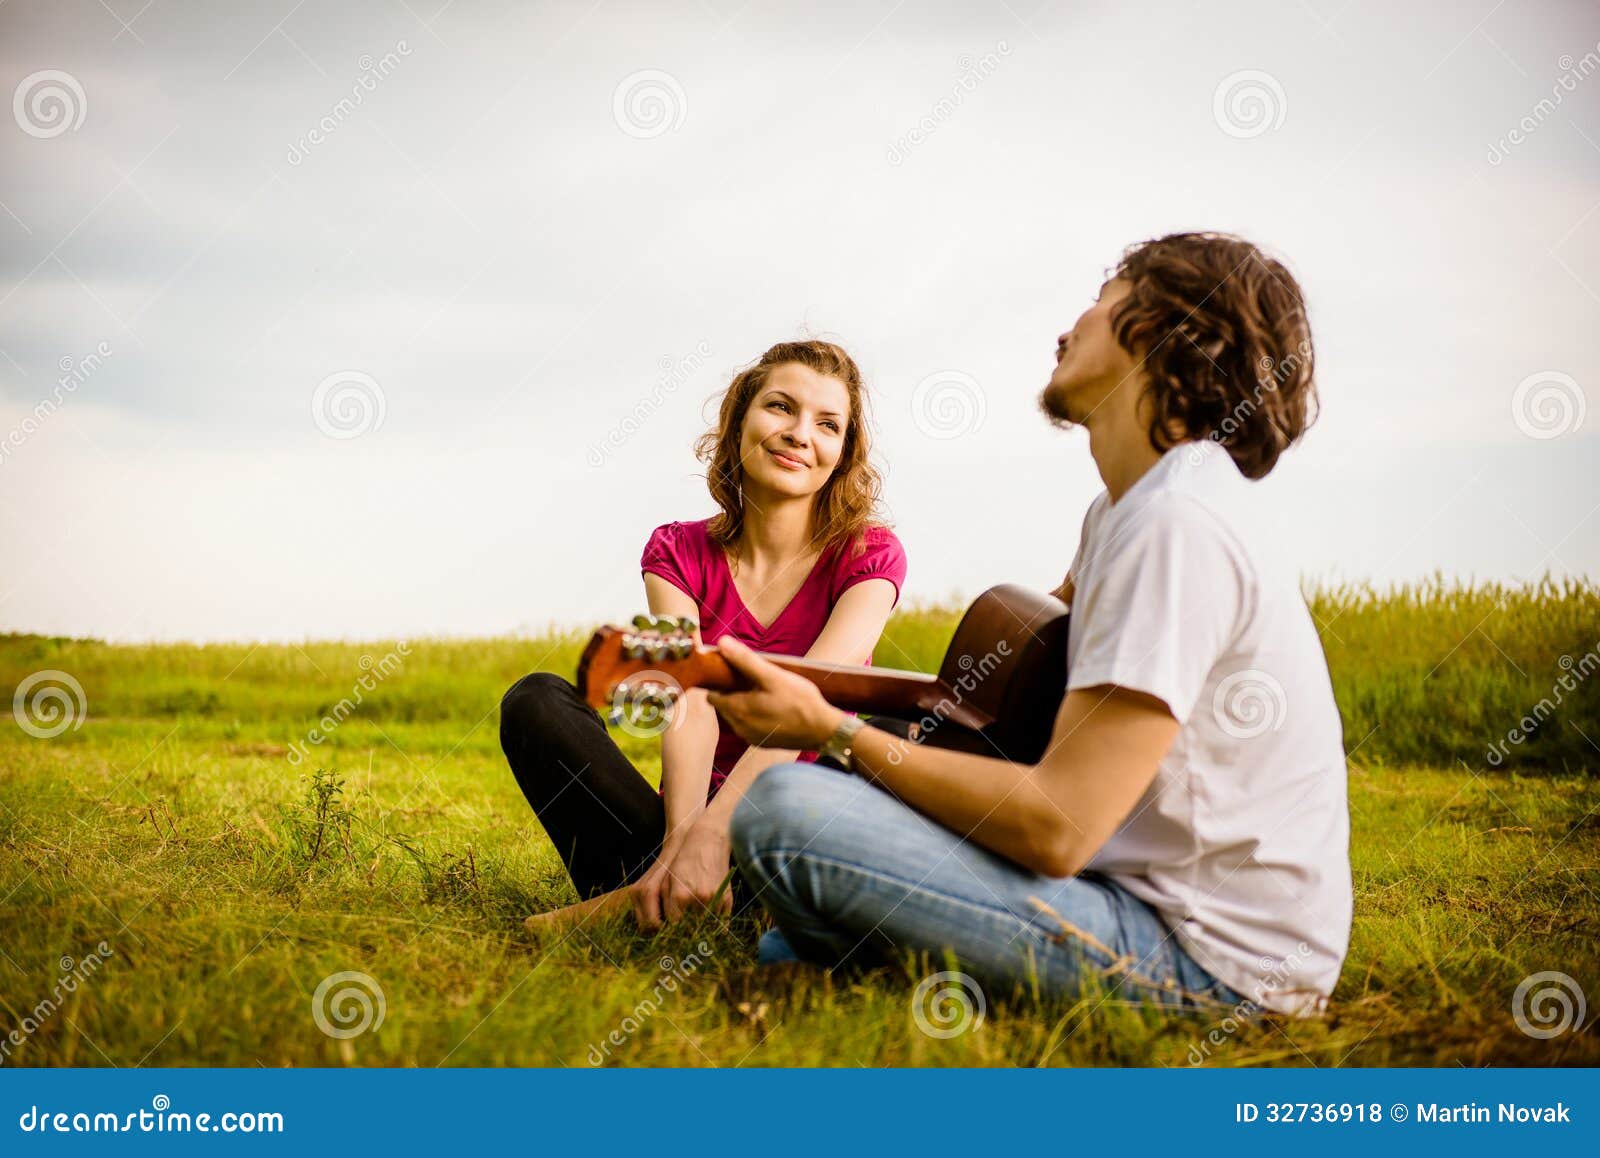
576, 614, 709, 736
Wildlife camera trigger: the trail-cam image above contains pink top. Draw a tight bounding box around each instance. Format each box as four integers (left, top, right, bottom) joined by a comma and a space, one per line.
640, 518, 908, 794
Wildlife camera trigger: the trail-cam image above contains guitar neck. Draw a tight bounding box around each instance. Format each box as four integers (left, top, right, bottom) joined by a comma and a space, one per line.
692, 648, 994, 732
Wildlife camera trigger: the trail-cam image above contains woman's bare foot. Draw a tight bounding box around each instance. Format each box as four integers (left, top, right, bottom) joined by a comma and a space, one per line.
523, 888, 631, 935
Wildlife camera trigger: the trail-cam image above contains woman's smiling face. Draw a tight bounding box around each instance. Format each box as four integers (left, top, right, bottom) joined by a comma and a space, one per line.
737, 363, 851, 500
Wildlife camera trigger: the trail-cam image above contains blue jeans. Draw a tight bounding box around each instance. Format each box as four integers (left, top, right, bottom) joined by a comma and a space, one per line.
731, 762, 1244, 1010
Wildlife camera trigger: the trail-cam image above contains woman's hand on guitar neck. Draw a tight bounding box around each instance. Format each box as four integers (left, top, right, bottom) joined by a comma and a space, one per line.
705, 636, 845, 751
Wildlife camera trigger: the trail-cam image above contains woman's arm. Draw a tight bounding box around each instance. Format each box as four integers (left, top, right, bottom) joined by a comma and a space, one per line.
642, 574, 718, 838
651, 578, 900, 927
626, 574, 720, 932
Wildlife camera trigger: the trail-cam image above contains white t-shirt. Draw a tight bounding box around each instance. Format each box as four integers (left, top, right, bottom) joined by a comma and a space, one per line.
1065, 439, 1352, 1015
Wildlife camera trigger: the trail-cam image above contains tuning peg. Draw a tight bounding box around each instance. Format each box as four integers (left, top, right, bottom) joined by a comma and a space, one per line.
646, 639, 671, 662
670, 637, 693, 659
631, 613, 654, 631
677, 616, 697, 636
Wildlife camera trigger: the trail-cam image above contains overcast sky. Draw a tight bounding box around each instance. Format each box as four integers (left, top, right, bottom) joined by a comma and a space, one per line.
1, 0, 1596, 642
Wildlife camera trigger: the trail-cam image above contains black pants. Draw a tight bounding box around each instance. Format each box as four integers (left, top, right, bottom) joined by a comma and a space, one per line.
500, 672, 673, 899
500, 671, 919, 904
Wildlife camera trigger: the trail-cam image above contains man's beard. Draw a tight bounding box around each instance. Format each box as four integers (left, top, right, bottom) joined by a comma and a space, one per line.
1038, 377, 1078, 429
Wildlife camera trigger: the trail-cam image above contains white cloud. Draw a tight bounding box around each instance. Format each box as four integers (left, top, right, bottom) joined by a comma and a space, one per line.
1, 0, 1595, 640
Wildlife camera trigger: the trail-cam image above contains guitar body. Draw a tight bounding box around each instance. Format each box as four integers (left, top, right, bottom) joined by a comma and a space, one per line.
916, 584, 1070, 764
576, 584, 1070, 765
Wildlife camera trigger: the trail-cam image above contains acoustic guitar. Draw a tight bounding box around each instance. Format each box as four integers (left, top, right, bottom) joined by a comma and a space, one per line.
576, 583, 1070, 763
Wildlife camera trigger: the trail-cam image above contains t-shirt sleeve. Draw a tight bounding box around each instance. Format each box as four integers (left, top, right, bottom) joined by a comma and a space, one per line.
640, 522, 702, 602
831, 525, 908, 607
1065, 497, 1246, 723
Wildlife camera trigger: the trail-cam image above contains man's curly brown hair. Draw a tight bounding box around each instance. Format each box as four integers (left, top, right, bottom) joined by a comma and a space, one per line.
1110, 232, 1317, 479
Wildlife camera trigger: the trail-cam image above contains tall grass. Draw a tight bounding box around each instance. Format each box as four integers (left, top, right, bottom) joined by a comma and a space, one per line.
4, 577, 1594, 772
0, 579, 1595, 1067
1307, 577, 1597, 773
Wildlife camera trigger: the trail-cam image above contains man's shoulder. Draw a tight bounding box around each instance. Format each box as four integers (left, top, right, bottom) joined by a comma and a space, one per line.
1098, 484, 1250, 562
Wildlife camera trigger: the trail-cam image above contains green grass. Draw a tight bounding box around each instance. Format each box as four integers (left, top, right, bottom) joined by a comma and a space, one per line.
1, 580, 1596, 1067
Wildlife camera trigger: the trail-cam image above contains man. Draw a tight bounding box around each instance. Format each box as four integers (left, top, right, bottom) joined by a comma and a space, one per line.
707, 232, 1352, 1016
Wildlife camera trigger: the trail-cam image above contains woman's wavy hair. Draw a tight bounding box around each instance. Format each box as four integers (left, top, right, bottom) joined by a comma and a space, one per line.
694, 340, 885, 559
1110, 232, 1318, 479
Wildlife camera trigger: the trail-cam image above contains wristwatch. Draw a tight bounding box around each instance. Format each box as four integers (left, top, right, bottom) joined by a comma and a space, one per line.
818, 714, 866, 772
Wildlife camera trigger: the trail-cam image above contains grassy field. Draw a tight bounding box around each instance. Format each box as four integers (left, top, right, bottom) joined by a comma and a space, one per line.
1, 579, 1596, 1067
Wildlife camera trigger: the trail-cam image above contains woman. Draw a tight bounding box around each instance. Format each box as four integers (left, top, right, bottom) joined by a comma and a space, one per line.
500, 339, 906, 933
